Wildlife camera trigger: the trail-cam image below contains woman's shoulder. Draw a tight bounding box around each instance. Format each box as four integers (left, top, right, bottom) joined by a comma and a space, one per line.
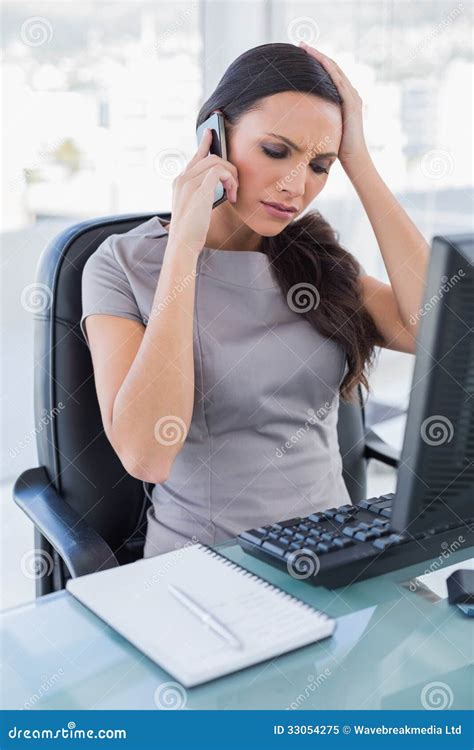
105, 216, 169, 278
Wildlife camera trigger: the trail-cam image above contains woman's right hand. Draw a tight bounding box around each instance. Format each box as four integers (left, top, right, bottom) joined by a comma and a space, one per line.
166, 128, 239, 255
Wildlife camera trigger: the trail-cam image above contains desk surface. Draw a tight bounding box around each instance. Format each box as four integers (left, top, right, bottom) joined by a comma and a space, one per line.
1, 541, 472, 710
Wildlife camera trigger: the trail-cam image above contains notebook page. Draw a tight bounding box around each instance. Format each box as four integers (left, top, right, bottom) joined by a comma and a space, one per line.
67, 543, 335, 687
147, 545, 334, 684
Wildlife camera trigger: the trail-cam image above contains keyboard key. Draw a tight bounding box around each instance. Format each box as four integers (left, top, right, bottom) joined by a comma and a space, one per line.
239, 529, 268, 545
278, 536, 291, 547
380, 508, 392, 518
369, 500, 393, 514
357, 501, 372, 510
354, 530, 379, 542
357, 498, 380, 510
372, 537, 395, 551
334, 513, 351, 523
372, 527, 391, 538
285, 548, 320, 571
387, 533, 409, 544
308, 513, 323, 522
268, 531, 280, 539
262, 540, 291, 557
316, 542, 330, 553
298, 523, 310, 532
322, 508, 339, 518
332, 537, 354, 548
373, 518, 390, 527
341, 525, 360, 538
321, 532, 334, 542
372, 533, 408, 551
275, 518, 302, 528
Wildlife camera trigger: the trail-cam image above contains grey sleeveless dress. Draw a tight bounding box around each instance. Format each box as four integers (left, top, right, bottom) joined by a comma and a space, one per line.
80, 216, 351, 558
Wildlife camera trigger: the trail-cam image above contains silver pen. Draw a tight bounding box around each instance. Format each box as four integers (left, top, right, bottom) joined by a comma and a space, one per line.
167, 583, 243, 650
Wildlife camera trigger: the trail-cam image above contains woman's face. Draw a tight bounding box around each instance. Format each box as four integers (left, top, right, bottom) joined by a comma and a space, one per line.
226, 91, 342, 235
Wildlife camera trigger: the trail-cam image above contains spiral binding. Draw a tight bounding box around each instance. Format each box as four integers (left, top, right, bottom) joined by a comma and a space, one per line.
195, 542, 330, 622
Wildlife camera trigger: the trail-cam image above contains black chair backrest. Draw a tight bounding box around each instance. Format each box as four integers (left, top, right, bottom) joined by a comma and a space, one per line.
33, 212, 367, 578
34, 213, 162, 570
338, 392, 367, 503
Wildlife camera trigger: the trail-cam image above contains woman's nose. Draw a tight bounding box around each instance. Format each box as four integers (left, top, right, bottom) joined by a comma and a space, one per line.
281, 166, 307, 197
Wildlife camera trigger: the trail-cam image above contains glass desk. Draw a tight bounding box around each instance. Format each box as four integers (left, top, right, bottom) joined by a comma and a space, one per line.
1, 540, 472, 710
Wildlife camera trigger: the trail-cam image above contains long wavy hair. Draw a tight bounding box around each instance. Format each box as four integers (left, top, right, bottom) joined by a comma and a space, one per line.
196, 42, 380, 402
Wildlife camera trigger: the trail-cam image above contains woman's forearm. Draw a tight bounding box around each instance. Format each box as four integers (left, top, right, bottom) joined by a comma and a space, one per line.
112, 241, 199, 482
343, 153, 430, 335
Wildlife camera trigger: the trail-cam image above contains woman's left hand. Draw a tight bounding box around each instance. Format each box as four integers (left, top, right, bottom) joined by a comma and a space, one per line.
298, 41, 370, 170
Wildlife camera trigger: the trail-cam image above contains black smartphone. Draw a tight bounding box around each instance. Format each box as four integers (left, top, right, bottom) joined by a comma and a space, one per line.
196, 111, 228, 209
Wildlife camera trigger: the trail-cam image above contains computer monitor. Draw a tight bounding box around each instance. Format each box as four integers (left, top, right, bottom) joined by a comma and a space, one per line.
391, 233, 474, 535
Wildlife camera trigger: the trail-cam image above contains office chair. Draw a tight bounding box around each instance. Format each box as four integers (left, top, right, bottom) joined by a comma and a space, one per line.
13, 213, 401, 598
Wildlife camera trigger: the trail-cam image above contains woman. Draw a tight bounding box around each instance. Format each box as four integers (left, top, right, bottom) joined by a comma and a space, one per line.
80, 42, 429, 558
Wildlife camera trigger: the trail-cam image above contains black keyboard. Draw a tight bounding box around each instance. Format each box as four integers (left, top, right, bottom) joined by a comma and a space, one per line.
237, 494, 474, 588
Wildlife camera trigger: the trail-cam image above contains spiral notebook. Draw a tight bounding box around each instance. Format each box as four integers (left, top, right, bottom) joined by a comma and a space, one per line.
66, 543, 335, 687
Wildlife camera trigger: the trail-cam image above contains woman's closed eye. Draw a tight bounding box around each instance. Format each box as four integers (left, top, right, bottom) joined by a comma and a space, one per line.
261, 145, 330, 175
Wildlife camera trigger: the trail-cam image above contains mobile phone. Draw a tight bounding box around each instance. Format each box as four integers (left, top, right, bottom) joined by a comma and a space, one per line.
196, 111, 228, 209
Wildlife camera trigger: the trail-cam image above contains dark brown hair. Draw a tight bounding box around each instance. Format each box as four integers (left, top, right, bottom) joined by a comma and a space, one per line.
197, 42, 380, 402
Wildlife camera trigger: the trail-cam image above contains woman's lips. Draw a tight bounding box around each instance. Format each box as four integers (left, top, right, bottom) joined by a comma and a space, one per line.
261, 201, 296, 219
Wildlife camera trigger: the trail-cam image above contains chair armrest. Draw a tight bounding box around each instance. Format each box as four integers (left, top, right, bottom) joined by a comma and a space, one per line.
13, 466, 119, 578
364, 428, 401, 468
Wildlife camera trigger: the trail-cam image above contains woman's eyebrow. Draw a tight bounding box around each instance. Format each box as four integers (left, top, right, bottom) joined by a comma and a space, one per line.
264, 131, 337, 158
